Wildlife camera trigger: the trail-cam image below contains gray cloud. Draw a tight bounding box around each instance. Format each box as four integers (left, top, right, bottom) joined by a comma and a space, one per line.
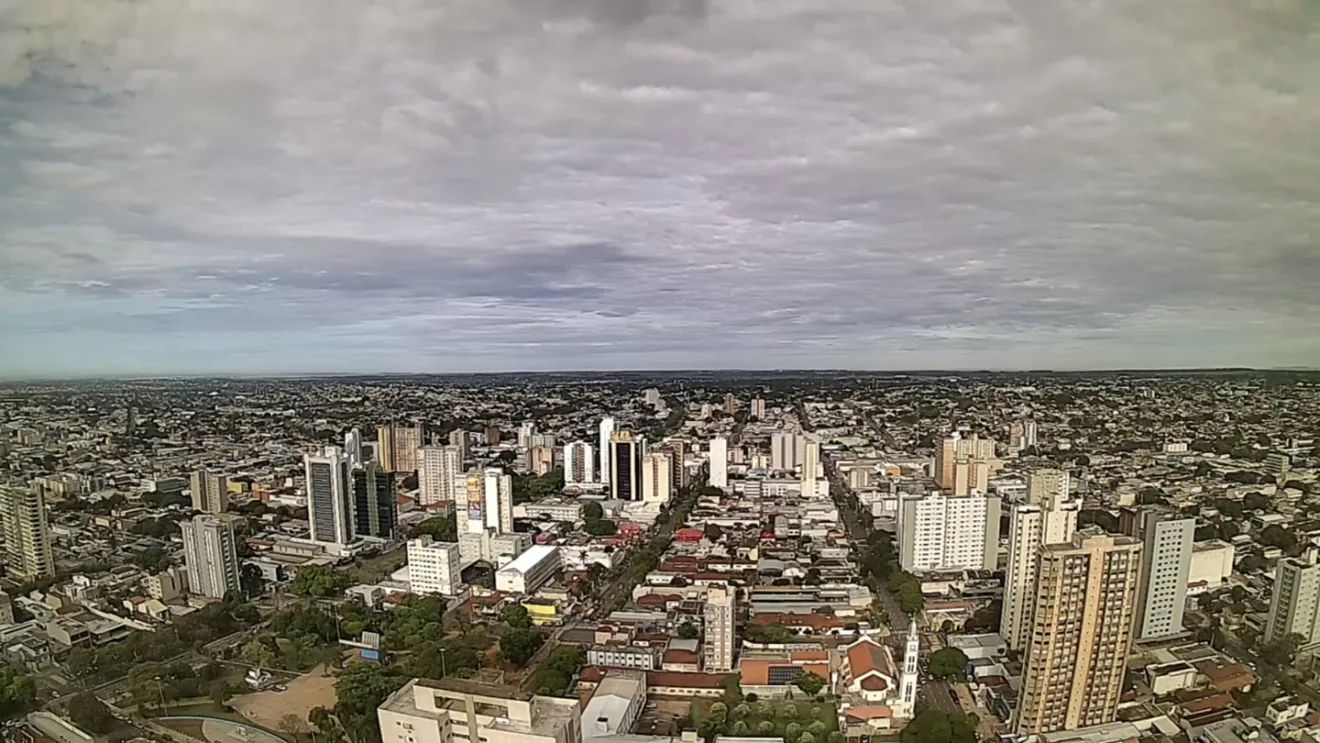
1, 0, 1319, 376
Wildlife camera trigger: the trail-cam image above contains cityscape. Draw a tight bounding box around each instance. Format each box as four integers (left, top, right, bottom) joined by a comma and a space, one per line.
1, 371, 1318, 743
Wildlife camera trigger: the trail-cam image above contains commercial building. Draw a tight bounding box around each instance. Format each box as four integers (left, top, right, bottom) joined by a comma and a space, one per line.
564, 441, 596, 486
528, 446, 555, 476
353, 463, 398, 539
708, 437, 728, 490
345, 428, 365, 470
800, 439, 821, 499
1266, 556, 1320, 644
180, 513, 242, 599
495, 545, 561, 594
898, 492, 1001, 572
1026, 468, 1070, 505
459, 530, 531, 568
642, 451, 673, 504
1188, 540, 1235, 594
599, 416, 616, 487
189, 469, 229, 513
0, 485, 55, 581
935, 433, 998, 495
305, 446, 354, 545
1016, 533, 1142, 735
582, 671, 647, 740
377, 423, 423, 473
407, 537, 463, 596
1122, 509, 1195, 641
610, 429, 642, 501
703, 584, 736, 672
418, 445, 463, 509
457, 469, 513, 536
770, 432, 803, 471
378, 678, 580, 743
1002, 484, 1079, 651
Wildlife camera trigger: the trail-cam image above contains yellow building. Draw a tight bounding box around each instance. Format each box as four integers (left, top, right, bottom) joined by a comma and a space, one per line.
522, 598, 561, 626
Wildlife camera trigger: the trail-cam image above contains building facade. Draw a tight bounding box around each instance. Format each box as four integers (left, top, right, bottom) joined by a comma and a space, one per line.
377, 423, 423, 473
418, 445, 463, 508
189, 469, 229, 514
0, 485, 55, 581
1001, 490, 1080, 651
598, 417, 615, 487
703, 584, 736, 672
610, 430, 641, 501
407, 537, 462, 596
800, 439, 821, 499
898, 492, 1001, 572
353, 463, 398, 539
305, 446, 354, 545
564, 441, 595, 486
708, 437, 728, 490
1266, 556, 1320, 644
642, 451, 673, 505
1124, 510, 1195, 641
378, 678, 580, 743
181, 514, 242, 599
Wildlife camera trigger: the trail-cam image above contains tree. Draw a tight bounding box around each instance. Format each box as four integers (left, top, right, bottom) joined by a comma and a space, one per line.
786, 723, 803, 742
583, 502, 605, 521
279, 714, 306, 738
418, 513, 458, 542
721, 675, 743, 705
499, 628, 545, 667
929, 648, 970, 680
503, 604, 532, 629
800, 733, 816, 743
209, 680, 232, 707
1238, 554, 1269, 574
290, 566, 351, 598
732, 721, 750, 736
793, 671, 827, 696
66, 693, 116, 734
1260, 633, 1304, 667
757, 721, 775, 735
900, 710, 977, 743
0, 668, 36, 721
703, 523, 724, 542
1261, 525, 1299, 555
778, 705, 798, 720
333, 663, 404, 743
241, 564, 266, 599
584, 519, 619, 537
133, 547, 172, 573
678, 622, 699, 640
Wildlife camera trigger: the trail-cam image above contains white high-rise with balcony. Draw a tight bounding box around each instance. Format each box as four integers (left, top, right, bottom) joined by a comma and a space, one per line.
564, 441, 595, 486
598, 417, 615, 486
708, 437, 728, 490
418, 445, 463, 508
181, 513, 242, 599
801, 438, 821, 498
898, 491, 1001, 572
1001, 489, 1080, 651
407, 536, 462, 596
642, 451, 673, 504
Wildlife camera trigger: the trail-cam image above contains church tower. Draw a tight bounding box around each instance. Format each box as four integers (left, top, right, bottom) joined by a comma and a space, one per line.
896, 618, 920, 718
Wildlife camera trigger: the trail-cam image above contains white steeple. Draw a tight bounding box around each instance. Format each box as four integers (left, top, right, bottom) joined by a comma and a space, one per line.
896, 618, 920, 718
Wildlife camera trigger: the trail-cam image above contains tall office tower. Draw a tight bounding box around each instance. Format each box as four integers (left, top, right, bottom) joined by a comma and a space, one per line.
528, 446, 554, 476
750, 398, 766, 420
1266, 555, 1320, 644
643, 451, 673, 504
898, 492, 1002, 572
563, 441, 595, 486
483, 424, 502, 446
665, 439, 688, 488
1027, 468, 1071, 506
517, 422, 537, 449
644, 388, 662, 407
1016, 533, 1142, 735
189, 469, 229, 514
377, 423, 423, 473
180, 513, 241, 599
723, 393, 737, 415
1121, 509, 1195, 641
418, 445, 463, 508
0, 485, 55, 581
704, 584, 736, 672
894, 618, 920, 719
447, 429, 469, 460
708, 437, 729, 490
481, 468, 515, 534
352, 463, 397, 539
1001, 495, 1081, 651
935, 432, 998, 495
598, 417, 616, 486
770, 432, 800, 471
305, 446, 353, 545
610, 429, 642, 501
800, 438, 821, 498
345, 428, 364, 470
406, 536, 462, 595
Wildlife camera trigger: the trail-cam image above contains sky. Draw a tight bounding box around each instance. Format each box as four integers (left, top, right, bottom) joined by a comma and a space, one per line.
1, 0, 1319, 378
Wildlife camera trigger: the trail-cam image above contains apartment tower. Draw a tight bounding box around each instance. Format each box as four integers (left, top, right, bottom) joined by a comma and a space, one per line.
642, 451, 673, 504
598, 417, 616, 487
180, 513, 242, 599
1001, 480, 1080, 651
1265, 555, 1320, 644
377, 423, 423, 473
704, 585, 736, 672
189, 469, 229, 513
353, 463, 398, 539
610, 429, 642, 501
418, 445, 463, 509
0, 485, 55, 581
564, 441, 595, 486
801, 438, 821, 498
708, 436, 729, 490
1121, 508, 1195, 641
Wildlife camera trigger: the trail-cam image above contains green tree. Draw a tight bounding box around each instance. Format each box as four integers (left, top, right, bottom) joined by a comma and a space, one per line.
721, 675, 744, 705
732, 721, 750, 736
0, 669, 37, 720
584, 519, 619, 537
499, 628, 545, 667
290, 566, 352, 598
66, 693, 116, 734
678, 622, 699, 640
757, 721, 775, 735
793, 671, 827, 695
418, 513, 458, 542
786, 723, 803, 742
333, 663, 404, 743
900, 710, 977, 743
929, 648, 970, 680
778, 704, 798, 720
800, 733, 816, 743
503, 604, 532, 629
704, 523, 724, 542
583, 502, 605, 521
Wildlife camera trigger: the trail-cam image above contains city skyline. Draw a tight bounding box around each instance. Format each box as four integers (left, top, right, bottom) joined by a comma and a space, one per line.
3, 0, 1319, 378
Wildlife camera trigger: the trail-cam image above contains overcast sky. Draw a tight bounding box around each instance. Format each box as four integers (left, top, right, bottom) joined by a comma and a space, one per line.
2, 0, 1318, 378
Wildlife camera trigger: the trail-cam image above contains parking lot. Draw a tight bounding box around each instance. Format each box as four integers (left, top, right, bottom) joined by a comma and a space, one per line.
634, 699, 691, 737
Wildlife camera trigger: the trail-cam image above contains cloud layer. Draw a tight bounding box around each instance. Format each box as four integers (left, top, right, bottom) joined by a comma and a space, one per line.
2, 0, 1319, 377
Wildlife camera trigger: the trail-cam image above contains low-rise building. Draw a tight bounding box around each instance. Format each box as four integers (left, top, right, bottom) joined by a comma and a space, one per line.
378, 678, 580, 743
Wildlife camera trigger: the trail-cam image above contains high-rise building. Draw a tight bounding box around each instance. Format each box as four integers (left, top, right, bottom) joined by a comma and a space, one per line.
0, 485, 55, 581
723, 393, 737, 415
447, 429, 469, 460
708, 437, 728, 490
345, 428, 364, 470
610, 429, 642, 501
704, 584, 736, 672
483, 424, 502, 446
664, 439, 688, 489
180, 513, 242, 599
644, 388, 662, 407
353, 463, 397, 539
1016, 533, 1142, 735
518, 422, 537, 450
377, 678, 581, 743
800, 438, 821, 498
598, 417, 616, 486
898, 492, 1001, 572
750, 398, 766, 420
1002, 493, 1080, 651
528, 446, 554, 476
642, 451, 673, 504
1266, 452, 1292, 481
406, 536, 462, 595
458, 468, 514, 535
189, 469, 229, 514
564, 441, 595, 486
935, 432, 998, 494
1266, 555, 1320, 644
377, 424, 423, 473
418, 445, 463, 508
305, 446, 353, 545
770, 432, 802, 471
1122, 509, 1195, 641
1010, 420, 1039, 452
1027, 468, 1071, 505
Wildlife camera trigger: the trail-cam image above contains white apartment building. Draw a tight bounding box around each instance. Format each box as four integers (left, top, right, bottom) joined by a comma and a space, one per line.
564, 441, 596, 486
1001, 498, 1079, 650
1266, 556, 1320, 644
708, 437, 728, 490
1127, 511, 1195, 641
378, 678, 580, 743
0, 485, 55, 581
598, 417, 615, 486
801, 439, 821, 499
457, 469, 513, 536
495, 545, 560, 594
703, 584, 736, 672
418, 446, 463, 508
642, 451, 672, 504
407, 537, 463, 596
770, 432, 803, 471
1026, 469, 1070, 505
181, 514, 242, 599
898, 492, 1001, 573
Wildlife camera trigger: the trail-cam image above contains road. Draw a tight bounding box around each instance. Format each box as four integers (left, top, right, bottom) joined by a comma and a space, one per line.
920, 679, 963, 715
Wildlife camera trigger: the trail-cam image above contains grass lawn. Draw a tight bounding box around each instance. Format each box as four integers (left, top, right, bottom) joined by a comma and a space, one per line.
692, 697, 840, 742
347, 550, 408, 584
